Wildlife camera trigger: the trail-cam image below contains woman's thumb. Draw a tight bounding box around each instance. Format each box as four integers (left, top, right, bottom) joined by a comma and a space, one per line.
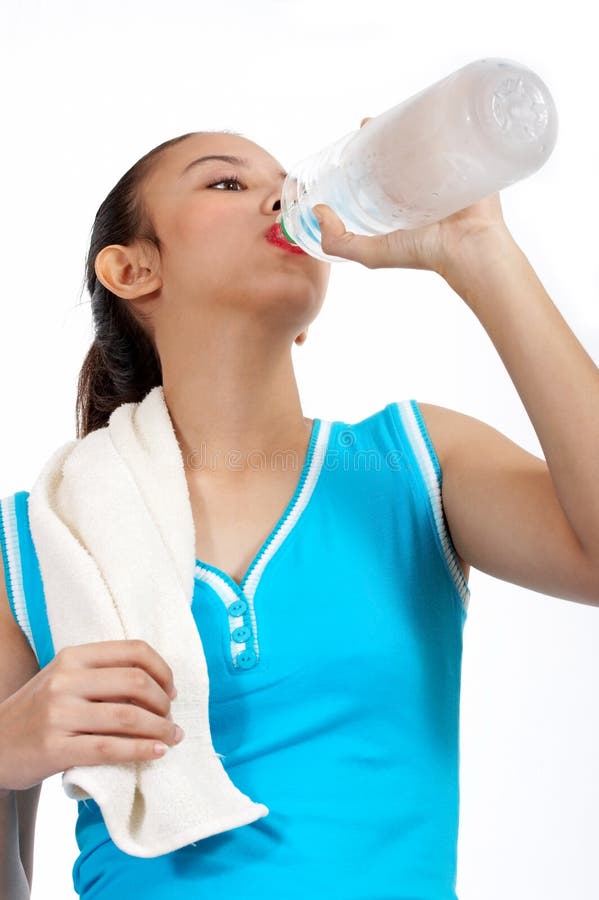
311, 204, 376, 268
312, 204, 346, 247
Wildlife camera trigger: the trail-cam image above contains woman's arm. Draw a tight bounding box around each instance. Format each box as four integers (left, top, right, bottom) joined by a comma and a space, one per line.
0, 549, 42, 894
0, 789, 32, 899
17, 783, 42, 890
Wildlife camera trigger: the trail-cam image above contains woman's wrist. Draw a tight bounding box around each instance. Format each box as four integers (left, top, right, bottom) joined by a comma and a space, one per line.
438, 228, 522, 304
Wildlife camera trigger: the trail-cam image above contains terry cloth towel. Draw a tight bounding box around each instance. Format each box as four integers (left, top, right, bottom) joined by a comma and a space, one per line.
27, 385, 269, 858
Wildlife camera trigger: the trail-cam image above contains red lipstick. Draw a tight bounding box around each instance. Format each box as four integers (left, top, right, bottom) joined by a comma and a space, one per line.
265, 223, 307, 254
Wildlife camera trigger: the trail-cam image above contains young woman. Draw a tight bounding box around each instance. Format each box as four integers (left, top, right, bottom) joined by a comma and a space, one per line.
1, 123, 597, 899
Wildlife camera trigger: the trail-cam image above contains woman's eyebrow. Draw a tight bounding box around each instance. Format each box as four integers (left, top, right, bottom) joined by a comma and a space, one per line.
179, 154, 287, 179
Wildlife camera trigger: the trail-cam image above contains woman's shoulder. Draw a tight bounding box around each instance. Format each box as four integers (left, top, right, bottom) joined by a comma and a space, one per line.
0, 536, 41, 698
0, 490, 48, 667
407, 401, 452, 471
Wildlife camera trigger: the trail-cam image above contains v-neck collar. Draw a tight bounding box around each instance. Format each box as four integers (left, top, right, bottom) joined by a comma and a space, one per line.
194, 417, 332, 599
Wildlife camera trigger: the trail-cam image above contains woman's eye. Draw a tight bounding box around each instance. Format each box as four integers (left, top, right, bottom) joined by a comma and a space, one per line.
206, 175, 245, 191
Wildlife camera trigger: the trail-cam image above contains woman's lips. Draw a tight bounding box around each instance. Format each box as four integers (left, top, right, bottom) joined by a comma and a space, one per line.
265, 223, 307, 254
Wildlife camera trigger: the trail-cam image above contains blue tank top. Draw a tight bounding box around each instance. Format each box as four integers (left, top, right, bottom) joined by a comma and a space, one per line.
0, 400, 470, 899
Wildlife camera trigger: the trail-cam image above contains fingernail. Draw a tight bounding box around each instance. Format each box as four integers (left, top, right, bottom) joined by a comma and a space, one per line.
170, 685, 178, 700
166, 711, 173, 722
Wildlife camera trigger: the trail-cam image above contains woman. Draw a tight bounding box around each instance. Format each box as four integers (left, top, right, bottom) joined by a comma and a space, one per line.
1, 123, 598, 899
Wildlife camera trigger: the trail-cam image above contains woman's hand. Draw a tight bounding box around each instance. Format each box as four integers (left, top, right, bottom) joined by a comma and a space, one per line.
0, 639, 182, 792
312, 116, 513, 279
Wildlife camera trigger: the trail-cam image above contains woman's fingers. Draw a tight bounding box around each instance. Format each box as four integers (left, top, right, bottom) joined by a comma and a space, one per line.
58, 695, 182, 746
64, 640, 176, 703
74, 665, 172, 718
0, 639, 181, 791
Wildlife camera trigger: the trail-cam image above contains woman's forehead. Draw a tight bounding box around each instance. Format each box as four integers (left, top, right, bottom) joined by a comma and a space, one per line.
158, 134, 284, 182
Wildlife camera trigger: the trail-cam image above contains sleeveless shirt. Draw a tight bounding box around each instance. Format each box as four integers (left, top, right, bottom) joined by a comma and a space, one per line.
0, 400, 470, 899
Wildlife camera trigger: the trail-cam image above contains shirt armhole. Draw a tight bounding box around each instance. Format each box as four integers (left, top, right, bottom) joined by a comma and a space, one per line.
390, 400, 470, 617
0, 491, 55, 667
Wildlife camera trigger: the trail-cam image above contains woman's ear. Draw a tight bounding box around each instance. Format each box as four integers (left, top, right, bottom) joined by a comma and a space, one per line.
294, 330, 308, 346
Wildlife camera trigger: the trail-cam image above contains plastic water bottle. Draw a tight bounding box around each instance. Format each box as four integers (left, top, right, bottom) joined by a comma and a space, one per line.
275, 57, 558, 263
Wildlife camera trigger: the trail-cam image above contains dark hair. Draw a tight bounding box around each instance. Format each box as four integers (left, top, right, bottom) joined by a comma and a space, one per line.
75, 129, 243, 439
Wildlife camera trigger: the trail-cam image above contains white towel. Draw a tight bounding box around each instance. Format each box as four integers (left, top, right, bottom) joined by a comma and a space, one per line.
27, 385, 269, 858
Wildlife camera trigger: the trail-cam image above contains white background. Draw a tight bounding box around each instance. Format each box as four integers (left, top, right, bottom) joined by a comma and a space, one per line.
1, 1, 598, 898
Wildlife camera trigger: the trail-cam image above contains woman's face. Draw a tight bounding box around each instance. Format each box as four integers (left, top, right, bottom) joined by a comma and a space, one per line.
139, 132, 331, 337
